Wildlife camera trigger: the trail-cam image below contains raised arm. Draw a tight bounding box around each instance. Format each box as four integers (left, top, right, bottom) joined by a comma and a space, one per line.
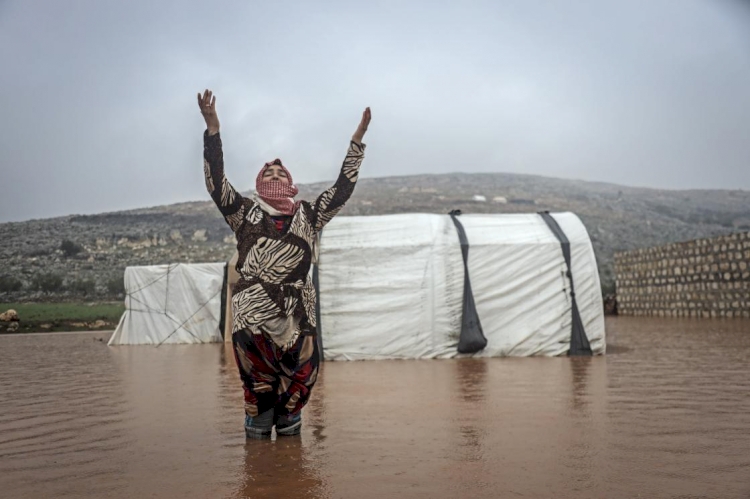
198, 90, 247, 232
312, 108, 371, 232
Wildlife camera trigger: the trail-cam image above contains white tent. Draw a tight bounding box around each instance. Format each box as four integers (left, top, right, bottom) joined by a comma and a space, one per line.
111, 212, 605, 358
108, 263, 225, 345
318, 212, 605, 360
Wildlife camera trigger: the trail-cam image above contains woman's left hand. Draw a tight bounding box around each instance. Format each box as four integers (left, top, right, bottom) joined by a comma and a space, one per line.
352, 107, 371, 144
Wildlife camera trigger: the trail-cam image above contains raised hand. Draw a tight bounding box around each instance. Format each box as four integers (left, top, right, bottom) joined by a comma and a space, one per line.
197, 89, 220, 135
352, 107, 371, 144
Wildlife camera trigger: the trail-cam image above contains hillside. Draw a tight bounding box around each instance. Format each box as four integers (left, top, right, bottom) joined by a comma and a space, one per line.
1, 172, 748, 302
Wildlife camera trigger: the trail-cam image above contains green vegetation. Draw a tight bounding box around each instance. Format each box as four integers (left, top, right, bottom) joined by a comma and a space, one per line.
0, 302, 124, 333
106, 275, 125, 295
67, 278, 97, 297
0, 302, 123, 322
60, 239, 84, 257
30, 273, 64, 293
0, 275, 23, 293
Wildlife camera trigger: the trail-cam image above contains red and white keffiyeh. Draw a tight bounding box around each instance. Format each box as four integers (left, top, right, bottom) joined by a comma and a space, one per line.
255, 159, 300, 216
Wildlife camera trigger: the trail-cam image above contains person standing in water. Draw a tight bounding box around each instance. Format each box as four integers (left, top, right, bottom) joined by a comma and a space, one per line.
198, 90, 370, 438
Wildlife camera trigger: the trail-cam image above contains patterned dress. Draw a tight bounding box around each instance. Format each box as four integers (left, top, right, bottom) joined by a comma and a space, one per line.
203, 131, 365, 417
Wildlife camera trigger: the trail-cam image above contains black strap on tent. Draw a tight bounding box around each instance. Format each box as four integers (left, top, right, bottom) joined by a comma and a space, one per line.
313, 231, 325, 362
538, 211, 592, 356
218, 262, 228, 340
448, 210, 487, 354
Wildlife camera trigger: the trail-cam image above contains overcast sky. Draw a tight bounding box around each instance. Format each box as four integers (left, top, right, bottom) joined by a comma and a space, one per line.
1, 0, 748, 223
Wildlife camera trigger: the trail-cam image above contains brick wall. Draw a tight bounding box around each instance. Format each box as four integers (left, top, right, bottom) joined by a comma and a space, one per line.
615, 231, 750, 318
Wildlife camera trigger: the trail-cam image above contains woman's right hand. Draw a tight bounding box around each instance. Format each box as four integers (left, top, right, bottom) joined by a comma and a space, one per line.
197, 89, 220, 135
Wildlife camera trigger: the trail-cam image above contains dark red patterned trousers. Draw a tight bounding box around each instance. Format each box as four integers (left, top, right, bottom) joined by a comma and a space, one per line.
232, 329, 320, 418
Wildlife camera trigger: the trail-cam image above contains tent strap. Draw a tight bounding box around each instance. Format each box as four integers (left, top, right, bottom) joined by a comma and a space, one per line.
448, 210, 487, 354
538, 211, 592, 356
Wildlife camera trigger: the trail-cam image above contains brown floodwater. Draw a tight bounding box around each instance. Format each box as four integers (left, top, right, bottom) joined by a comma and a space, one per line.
1, 318, 750, 499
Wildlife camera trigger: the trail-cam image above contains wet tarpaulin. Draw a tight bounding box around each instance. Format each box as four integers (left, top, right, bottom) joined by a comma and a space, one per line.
317, 212, 605, 360
538, 211, 593, 356
113, 212, 605, 357
109, 263, 225, 346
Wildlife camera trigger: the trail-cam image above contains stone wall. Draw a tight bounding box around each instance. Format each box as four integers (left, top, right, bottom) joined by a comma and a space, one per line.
615, 231, 750, 318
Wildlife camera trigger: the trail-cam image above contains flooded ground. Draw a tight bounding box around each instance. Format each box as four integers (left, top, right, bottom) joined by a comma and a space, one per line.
1, 317, 750, 498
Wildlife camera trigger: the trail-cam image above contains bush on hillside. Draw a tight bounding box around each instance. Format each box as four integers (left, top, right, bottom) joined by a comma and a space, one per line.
68, 278, 96, 297
31, 273, 64, 293
106, 275, 125, 296
0, 275, 23, 293
24, 246, 54, 257
60, 239, 84, 257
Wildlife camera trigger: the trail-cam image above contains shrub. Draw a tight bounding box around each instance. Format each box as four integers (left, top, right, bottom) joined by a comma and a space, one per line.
31, 273, 64, 293
24, 246, 53, 257
601, 280, 616, 296
68, 278, 96, 297
106, 275, 125, 296
60, 239, 84, 257
0, 275, 23, 293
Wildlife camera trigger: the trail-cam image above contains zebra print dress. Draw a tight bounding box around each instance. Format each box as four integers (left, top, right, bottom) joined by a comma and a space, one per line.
203, 131, 365, 349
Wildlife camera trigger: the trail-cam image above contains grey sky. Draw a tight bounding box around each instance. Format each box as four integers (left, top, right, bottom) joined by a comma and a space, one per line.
1, 0, 749, 223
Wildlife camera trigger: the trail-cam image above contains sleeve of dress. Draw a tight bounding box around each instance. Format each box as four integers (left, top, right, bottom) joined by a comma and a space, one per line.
311, 141, 366, 232
203, 130, 248, 232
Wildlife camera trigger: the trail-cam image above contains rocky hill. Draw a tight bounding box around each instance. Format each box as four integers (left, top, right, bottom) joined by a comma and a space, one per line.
1, 172, 748, 302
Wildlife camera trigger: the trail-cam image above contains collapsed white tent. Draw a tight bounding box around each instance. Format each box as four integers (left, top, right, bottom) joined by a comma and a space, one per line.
318, 212, 605, 360
108, 263, 225, 345
110, 212, 605, 358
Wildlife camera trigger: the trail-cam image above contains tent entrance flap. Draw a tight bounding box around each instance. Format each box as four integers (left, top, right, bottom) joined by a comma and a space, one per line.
449, 210, 487, 354
538, 211, 592, 356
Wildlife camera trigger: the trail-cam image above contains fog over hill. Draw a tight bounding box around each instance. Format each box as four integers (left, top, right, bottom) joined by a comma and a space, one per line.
1, 172, 748, 302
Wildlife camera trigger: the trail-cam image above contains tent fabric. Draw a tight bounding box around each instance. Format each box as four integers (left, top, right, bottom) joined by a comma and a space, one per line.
112, 212, 605, 358
108, 263, 225, 346
538, 211, 593, 356
318, 214, 464, 360
318, 212, 605, 360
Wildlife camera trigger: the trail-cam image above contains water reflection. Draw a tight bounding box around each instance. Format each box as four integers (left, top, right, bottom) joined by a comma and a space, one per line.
569, 356, 591, 413
563, 356, 598, 493
452, 359, 488, 463
236, 438, 322, 499
455, 357, 489, 404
